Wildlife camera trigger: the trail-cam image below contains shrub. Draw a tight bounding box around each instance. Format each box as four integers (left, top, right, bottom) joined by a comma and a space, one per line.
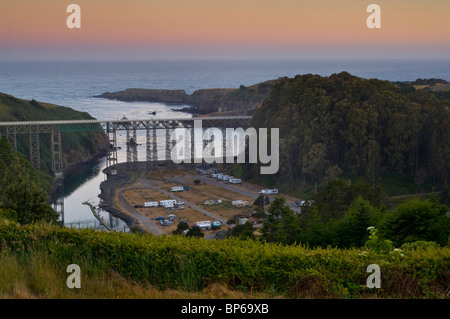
0, 209, 18, 222
400, 241, 440, 251
0, 220, 448, 298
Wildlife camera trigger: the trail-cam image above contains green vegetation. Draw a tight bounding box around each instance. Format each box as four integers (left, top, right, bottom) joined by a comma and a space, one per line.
0, 92, 109, 186
186, 225, 204, 238
230, 82, 274, 100
253, 195, 270, 207
0, 218, 448, 298
259, 192, 450, 249
1, 76, 449, 299
0, 136, 58, 224
1, 130, 449, 298
247, 73, 450, 195
226, 222, 256, 240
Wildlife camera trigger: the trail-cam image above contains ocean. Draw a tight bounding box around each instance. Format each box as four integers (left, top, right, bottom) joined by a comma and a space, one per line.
2, 59, 450, 118
1, 58, 449, 229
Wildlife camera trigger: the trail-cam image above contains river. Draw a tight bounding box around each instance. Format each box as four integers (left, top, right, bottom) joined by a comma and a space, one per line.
51, 102, 192, 231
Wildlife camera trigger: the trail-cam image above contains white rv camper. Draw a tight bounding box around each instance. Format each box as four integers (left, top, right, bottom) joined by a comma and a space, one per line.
170, 186, 184, 192
144, 201, 159, 208
196, 221, 212, 230
229, 178, 242, 184
159, 199, 177, 208
258, 188, 278, 195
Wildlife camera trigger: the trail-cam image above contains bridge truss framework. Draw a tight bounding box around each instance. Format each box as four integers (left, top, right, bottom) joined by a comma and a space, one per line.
0, 116, 253, 177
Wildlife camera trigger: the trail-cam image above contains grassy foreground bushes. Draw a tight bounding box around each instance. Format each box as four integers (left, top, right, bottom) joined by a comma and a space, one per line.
0, 218, 448, 299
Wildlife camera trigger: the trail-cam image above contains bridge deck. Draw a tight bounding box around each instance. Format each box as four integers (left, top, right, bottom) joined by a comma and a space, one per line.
0, 116, 253, 126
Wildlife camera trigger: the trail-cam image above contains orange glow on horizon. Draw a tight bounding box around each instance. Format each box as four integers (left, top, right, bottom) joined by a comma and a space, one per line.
1, 0, 449, 58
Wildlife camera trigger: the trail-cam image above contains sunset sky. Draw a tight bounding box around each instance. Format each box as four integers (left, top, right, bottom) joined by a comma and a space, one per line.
1, 0, 449, 60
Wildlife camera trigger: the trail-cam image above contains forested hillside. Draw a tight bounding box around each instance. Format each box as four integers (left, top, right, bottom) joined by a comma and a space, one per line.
249, 72, 450, 192
0, 93, 110, 186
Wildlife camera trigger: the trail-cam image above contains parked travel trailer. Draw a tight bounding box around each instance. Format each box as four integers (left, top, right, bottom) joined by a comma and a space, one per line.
204, 199, 222, 206
229, 178, 242, 184
259, 188, 278, 195
196, 165, 220, 175
170, 186, 184, 192
196, 221, 212, 230
144, 201, 159, 208
159, 199, 177, 208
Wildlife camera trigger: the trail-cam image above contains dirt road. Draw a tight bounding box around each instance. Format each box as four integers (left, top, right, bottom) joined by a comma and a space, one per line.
116, 186, 162, 235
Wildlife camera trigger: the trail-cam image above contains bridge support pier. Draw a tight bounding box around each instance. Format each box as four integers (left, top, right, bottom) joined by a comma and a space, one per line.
165, 125, 172, 161
190, 127, 195, 162
126, 127, 138, 170
106, 125, 118, 168
126, 128, 132, 164
6, 126, 17, 152
146, 126, 157, 171
223, 128, 228, 164
132, 128, 138, 163
152, 127, 157, 161
51, 130, 63, 178
29, 125, 41, 171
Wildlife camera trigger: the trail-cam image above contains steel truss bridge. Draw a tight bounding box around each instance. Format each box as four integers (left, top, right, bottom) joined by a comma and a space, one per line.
0, 116, 253, 178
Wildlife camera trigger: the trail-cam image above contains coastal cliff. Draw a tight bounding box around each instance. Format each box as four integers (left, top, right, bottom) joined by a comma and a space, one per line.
94, 80, 275, 115
0, 92, 110, 188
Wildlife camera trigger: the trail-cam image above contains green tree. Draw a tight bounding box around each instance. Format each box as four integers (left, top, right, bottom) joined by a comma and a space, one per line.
186, 225, 204, 238
381, 199, 450, 246
0, 136, 57, 224
302, 143, 329, 186
172, 221, 189, 235
439, 181, 450, 206
333, 196, 375, 248
0, 135, 14, 183
261, 197, 300, 244
253, 195, 270, 207
312, 178, 384, 221
249, 72, 450, 190
227, 222, 255, 240
304, 208, 329, 247
1, 156, 58, 224
252, 206, 266, 219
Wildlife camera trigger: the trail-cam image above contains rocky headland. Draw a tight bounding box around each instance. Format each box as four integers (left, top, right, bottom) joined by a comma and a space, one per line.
94, 80, 276, 116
